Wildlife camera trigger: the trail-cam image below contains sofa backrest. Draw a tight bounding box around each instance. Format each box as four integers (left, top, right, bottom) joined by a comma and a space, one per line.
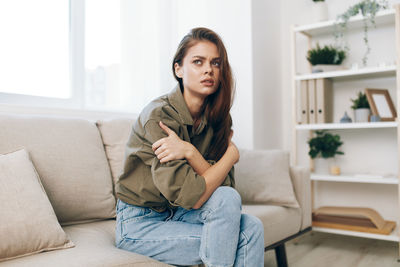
97, 118, 301, 210
0, 114, 116, 225
96, 118, 136, 186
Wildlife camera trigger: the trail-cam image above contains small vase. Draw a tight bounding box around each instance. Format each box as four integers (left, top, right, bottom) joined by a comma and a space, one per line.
340, 111, 352, 123
354, 108, 370, 122
330, 166, 341, 175
312, 2, 329, 22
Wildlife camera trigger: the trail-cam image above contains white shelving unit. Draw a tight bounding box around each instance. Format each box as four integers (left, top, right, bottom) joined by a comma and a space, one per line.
296, 121, 397, 130
311, 174, 398, 185
313, 226, 400, 242
294, 9, 395, 36
295, 65, 396, 81
290, 6, 400, 249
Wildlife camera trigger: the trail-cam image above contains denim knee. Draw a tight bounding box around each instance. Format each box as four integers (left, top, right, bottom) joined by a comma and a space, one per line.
207, 186, 242, 212
251, 216, 264, 239
241, 214, 264, 245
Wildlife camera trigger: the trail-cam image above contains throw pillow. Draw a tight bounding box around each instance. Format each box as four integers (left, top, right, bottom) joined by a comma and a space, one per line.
234, 149, 299, 208
0, 149, 74, 262
0, 114, 116, 225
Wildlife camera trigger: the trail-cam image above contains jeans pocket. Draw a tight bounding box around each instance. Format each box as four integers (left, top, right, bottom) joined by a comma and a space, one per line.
121, 204, 153, 224
116, 199, 129, 213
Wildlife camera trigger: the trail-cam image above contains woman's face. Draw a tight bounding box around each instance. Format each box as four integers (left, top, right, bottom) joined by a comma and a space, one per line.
174, 41, 221, 99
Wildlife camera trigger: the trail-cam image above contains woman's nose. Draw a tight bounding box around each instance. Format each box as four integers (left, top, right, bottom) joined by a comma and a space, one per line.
204, 62, 213, 74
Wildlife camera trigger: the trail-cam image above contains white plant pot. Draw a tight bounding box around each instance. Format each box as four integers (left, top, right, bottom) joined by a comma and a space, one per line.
312, 64, 344, 73
313, 158, 328, 174
313, 157, 340, 175
312, 2, 329, 22
354, 108, 370, 122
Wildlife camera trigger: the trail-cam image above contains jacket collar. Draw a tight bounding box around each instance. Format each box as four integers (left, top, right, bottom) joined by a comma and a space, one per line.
168, 85, 208, 128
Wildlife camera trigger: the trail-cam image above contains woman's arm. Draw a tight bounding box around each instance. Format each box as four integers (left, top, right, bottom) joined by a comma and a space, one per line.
192, 142, 239, 209
152, 121, 211, 175
152, 121, 239, 209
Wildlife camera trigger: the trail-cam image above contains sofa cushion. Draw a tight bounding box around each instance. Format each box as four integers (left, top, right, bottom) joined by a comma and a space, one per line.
96, 118, 136, 185
0, 114, 116, 225
235, 149, 299, 208
0, 149, 74, 262
242, 204, 301, 247
0, 220, 171, 267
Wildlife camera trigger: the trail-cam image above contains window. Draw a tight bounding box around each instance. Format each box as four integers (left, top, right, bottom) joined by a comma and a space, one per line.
0, 0, 70, 99
84, 0, 176, 113
84, 0, 120, 110
0, 0, 193, 112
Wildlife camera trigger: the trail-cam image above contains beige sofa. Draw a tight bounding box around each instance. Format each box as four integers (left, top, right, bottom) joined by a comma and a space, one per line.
0, 112, 311, 267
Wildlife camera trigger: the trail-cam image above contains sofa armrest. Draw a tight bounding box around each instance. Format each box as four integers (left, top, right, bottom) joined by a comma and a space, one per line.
289, 166, 311, 230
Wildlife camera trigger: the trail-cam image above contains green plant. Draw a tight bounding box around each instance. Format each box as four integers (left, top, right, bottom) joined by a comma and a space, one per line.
306, 43, 346, 65
308, 131, 344, 159
350, 91, 370, 109
312, 0, 325, 2
334, 0, 388, 66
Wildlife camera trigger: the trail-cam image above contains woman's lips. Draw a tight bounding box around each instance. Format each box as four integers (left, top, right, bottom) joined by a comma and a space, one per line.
201, 79, 214, 86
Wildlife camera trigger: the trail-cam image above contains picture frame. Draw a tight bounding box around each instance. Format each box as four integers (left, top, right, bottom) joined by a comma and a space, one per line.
365, 89, 397, 121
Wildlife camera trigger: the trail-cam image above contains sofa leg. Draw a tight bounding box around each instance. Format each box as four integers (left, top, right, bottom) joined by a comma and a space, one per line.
274, 243, 288, 267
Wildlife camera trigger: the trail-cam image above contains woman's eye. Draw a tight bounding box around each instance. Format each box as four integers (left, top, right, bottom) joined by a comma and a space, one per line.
193, 60, 202, 65
212, 61, 220, 67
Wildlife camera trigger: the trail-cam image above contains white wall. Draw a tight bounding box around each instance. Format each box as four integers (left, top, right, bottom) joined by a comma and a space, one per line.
252, 0, 282, 149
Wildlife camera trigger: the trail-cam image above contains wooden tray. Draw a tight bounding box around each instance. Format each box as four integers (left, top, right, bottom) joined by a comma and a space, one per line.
312, 206, 396, 235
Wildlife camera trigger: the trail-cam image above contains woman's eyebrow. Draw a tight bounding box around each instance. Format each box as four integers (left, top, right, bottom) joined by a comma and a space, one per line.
192, 56, 221, 60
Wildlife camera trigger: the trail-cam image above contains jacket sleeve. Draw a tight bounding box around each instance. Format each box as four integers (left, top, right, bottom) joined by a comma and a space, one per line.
143, 119, 206, 210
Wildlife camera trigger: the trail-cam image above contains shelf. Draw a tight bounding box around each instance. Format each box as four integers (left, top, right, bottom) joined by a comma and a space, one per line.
311, 174, 398, 184
294, 9, 395, 36
295, 65, 396, 81
312, 226, 399, 242
296, 121, 397, 130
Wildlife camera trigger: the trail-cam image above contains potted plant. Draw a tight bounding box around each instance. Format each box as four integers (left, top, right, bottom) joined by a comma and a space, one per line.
308, 130, 344, 175
334, 0, 389, 66
307, 43, 346, 73
351, 91, 371, 122
312, 0, 328, 22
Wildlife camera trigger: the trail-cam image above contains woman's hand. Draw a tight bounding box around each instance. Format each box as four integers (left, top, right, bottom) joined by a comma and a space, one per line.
152, 121, 194, 163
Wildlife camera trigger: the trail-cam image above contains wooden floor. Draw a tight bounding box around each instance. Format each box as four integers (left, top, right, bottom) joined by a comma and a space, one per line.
264, 231, 400, 267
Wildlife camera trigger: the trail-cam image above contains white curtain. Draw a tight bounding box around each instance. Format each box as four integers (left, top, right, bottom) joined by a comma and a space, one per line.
87, 0, 216, 114
119, 0, 179, 113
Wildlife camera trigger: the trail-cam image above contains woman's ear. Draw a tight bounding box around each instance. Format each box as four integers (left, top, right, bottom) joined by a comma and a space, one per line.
174, 62, 183, 78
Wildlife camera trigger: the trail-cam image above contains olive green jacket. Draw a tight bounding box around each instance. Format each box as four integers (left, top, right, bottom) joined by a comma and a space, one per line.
115, 86, 234, 211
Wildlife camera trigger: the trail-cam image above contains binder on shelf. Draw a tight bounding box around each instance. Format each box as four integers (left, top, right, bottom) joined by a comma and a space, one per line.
307, 79, 317, 124
300, 80, 309, 124
315, 78, 333, 123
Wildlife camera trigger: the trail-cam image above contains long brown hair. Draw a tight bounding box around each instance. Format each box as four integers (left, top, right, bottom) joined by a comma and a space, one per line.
172, 27, 234, 161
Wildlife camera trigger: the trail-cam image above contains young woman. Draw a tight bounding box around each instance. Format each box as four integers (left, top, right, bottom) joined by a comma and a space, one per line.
115, 27, 264, 267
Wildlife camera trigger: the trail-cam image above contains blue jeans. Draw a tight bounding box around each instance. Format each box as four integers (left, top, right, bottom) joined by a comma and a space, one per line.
115, 186, 264, 267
